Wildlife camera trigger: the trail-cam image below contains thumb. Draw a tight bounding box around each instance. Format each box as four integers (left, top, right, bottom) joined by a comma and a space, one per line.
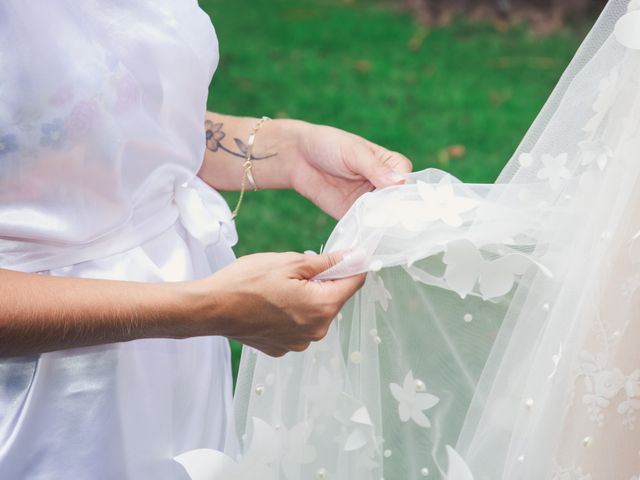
298, 251, 344, 278
352, 145, 413, 189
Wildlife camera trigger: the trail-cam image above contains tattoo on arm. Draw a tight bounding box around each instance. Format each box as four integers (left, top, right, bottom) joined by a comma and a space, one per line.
205, 120, 277, 160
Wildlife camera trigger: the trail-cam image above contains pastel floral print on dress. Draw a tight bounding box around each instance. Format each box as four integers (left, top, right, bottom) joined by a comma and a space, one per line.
40, 119, 66, 149
551, 466, 593, 480
578, 350, 640, 430
0, 134, 18, 156
66, 101, 99, 140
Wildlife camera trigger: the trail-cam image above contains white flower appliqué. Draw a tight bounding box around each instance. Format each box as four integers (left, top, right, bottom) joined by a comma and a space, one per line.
445, 446, 474, 480
343, 406, 375, 452
363, 197, 430, 232
551, 466, 593, 480
367, 273, 392, 311
536, 153, 571, 190
442, 239, 548, 300
579, 140, 612, 171
618, 370, 640, 431
518, 152, 534, 168
615, 10, 640, 50
279, 422, 317, 480
584, 68, 619, 133
363, 176, 477, 231
389, 370, 439, 428
174, 417, 280, 480
580, 352, 624, 427
415, 179, 478, 227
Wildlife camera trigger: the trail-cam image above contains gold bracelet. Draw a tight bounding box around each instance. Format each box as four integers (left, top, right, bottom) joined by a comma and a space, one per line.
232, 116, 270, 219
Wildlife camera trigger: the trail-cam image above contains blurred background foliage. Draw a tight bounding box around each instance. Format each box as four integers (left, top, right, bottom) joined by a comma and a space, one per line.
404, 0, 606, 34
197, 0, 595, 377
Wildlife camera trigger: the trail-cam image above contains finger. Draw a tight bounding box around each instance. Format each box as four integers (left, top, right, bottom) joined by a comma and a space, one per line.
316, 272, 367, 303
290, 342, 312, 353
297, 251, 345, 278
350, 145, 413, 189
263, 347, 287, 358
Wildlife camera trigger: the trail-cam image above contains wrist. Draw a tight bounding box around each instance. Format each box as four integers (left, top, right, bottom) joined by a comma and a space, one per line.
252, 118, 310, 190
146, 279, 226, 340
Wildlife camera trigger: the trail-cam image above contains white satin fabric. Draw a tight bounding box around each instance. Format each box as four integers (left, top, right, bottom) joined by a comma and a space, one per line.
0, 1, 238, 479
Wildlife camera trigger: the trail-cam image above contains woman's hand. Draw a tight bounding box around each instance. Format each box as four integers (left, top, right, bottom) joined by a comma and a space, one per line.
283, 121, 413, 219
186, 251, 365, 357
197, 114, 413, 219
0, 251, 362, 358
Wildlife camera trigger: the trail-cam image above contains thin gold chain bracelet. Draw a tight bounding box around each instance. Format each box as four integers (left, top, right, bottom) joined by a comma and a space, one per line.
231, 116, 270, 219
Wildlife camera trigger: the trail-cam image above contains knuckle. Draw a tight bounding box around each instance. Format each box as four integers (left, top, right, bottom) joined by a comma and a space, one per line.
397, 156, 413, 173
282, 251, 302, 263
319, 303, 338, 320
325, 253, 339, 269
263, 346, 287, 358
291, 342, 311, 352
382, 149, 412, 172
310, 327, 328, 342
329, 303, 342, 318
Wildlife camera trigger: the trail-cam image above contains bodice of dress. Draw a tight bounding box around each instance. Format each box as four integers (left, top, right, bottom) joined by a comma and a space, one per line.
0, 0, 235, 272
0, 3, 239, 479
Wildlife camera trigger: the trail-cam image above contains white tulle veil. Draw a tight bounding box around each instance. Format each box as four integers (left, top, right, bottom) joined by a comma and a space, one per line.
177, 1, 640, 478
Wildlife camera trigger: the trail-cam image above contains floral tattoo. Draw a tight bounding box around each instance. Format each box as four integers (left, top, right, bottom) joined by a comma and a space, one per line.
205, 120, 276, 160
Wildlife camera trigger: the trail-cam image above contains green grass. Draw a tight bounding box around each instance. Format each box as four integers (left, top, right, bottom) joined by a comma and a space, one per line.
197, 0, 590, 378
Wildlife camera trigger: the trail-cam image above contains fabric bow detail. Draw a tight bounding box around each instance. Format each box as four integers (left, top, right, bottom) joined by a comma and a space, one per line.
173, 176, 238, 249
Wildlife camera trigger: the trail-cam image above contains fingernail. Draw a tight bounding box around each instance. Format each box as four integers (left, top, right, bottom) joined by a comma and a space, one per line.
384, 171, 406, 184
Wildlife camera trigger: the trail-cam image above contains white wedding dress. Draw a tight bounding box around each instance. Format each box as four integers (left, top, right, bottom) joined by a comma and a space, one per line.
0, 2, 237, 479
176, 1, 640, 479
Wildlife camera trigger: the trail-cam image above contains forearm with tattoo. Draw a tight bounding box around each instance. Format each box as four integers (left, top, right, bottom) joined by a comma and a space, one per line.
205, 119, 276, 161
198, 112, 299, 191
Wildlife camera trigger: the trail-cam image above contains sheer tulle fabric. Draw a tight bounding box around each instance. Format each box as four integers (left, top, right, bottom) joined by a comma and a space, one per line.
176, 1, 640, 479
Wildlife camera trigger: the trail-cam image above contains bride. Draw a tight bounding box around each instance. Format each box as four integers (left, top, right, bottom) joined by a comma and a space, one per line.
175, 1, 640, 479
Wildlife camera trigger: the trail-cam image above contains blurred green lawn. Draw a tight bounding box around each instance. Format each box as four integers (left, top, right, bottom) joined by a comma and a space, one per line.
197, 0, 589, 378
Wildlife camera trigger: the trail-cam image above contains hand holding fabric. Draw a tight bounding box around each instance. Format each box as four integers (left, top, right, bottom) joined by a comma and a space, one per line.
189, 251, 366, 357
287, 122, 413, 218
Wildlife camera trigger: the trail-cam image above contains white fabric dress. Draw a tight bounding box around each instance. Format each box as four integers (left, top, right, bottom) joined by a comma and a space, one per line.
0, 2, 237, 479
